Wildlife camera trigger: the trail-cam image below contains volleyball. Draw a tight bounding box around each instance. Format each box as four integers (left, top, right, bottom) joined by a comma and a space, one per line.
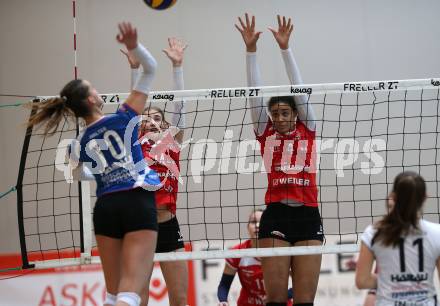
143, 0, 176, 10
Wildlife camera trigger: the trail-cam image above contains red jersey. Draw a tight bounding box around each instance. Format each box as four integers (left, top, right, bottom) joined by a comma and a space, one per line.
256, 119, 318, 207
140, 132, 180, 214
226, 240, 265, 306
226, 240, 293, 306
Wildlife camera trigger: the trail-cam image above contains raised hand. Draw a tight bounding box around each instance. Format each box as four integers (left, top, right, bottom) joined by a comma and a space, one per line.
235, 13, 262, 52
268, 15, 294, 50
162, 37, 188, 67
116, 22, 138, 50
120, 48, 140, 69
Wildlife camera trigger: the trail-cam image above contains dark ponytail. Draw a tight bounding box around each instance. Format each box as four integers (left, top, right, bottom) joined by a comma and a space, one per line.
372, 172, 426, 247
27, 79, 91, 136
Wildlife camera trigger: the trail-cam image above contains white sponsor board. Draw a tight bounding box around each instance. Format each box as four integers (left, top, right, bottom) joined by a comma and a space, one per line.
1, 266, 107, 306
0, 264, 172, 306
0, 248, 364, 306
1, 245, 438, 306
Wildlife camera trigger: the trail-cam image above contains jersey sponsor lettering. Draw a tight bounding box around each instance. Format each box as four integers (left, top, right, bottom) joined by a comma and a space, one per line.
272, 177, 310, 186
256, 118, 318, 206
73, 104, 160, 197
390, 273, 428, 283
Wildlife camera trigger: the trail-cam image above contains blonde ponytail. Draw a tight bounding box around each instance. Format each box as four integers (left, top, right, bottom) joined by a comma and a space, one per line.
27, 97, 74, 136
26, 79, 91, 136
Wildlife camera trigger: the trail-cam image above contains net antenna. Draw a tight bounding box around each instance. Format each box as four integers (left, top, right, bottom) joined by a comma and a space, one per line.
16, 78, 440, 269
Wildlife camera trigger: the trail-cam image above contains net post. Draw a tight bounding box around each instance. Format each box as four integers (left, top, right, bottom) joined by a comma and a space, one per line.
16, 99, 38, 269
79, 181, 93, 259
75, 114, 93, 259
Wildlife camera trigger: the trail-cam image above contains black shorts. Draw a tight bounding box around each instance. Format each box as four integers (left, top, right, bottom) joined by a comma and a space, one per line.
258, 203, 324, 245
93, 188, 158, 239
155, 216, 184, 253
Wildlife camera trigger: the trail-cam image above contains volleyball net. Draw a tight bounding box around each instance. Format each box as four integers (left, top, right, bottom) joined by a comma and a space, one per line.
15, 78, 440, 269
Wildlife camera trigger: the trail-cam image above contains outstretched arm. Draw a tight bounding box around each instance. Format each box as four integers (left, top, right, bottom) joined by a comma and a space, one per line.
163, 37, 187, 143
235, 13, 267, 135
269, 15, 316, 131
217, 264, 236, 306
117, 22, 157, 115
120, 48, 140, 90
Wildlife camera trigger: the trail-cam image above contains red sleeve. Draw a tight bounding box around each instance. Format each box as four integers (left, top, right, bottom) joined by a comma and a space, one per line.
226, 257, 240, 270
225, 241, 249, 269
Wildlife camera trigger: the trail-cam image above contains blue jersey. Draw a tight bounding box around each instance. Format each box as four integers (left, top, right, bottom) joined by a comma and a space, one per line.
70, 104, 160, 198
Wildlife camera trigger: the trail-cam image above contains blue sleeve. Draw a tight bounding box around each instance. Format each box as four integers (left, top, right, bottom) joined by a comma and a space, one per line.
217, 273, 235, 302
117, 103, 140, 120
287, 287, 294, 300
